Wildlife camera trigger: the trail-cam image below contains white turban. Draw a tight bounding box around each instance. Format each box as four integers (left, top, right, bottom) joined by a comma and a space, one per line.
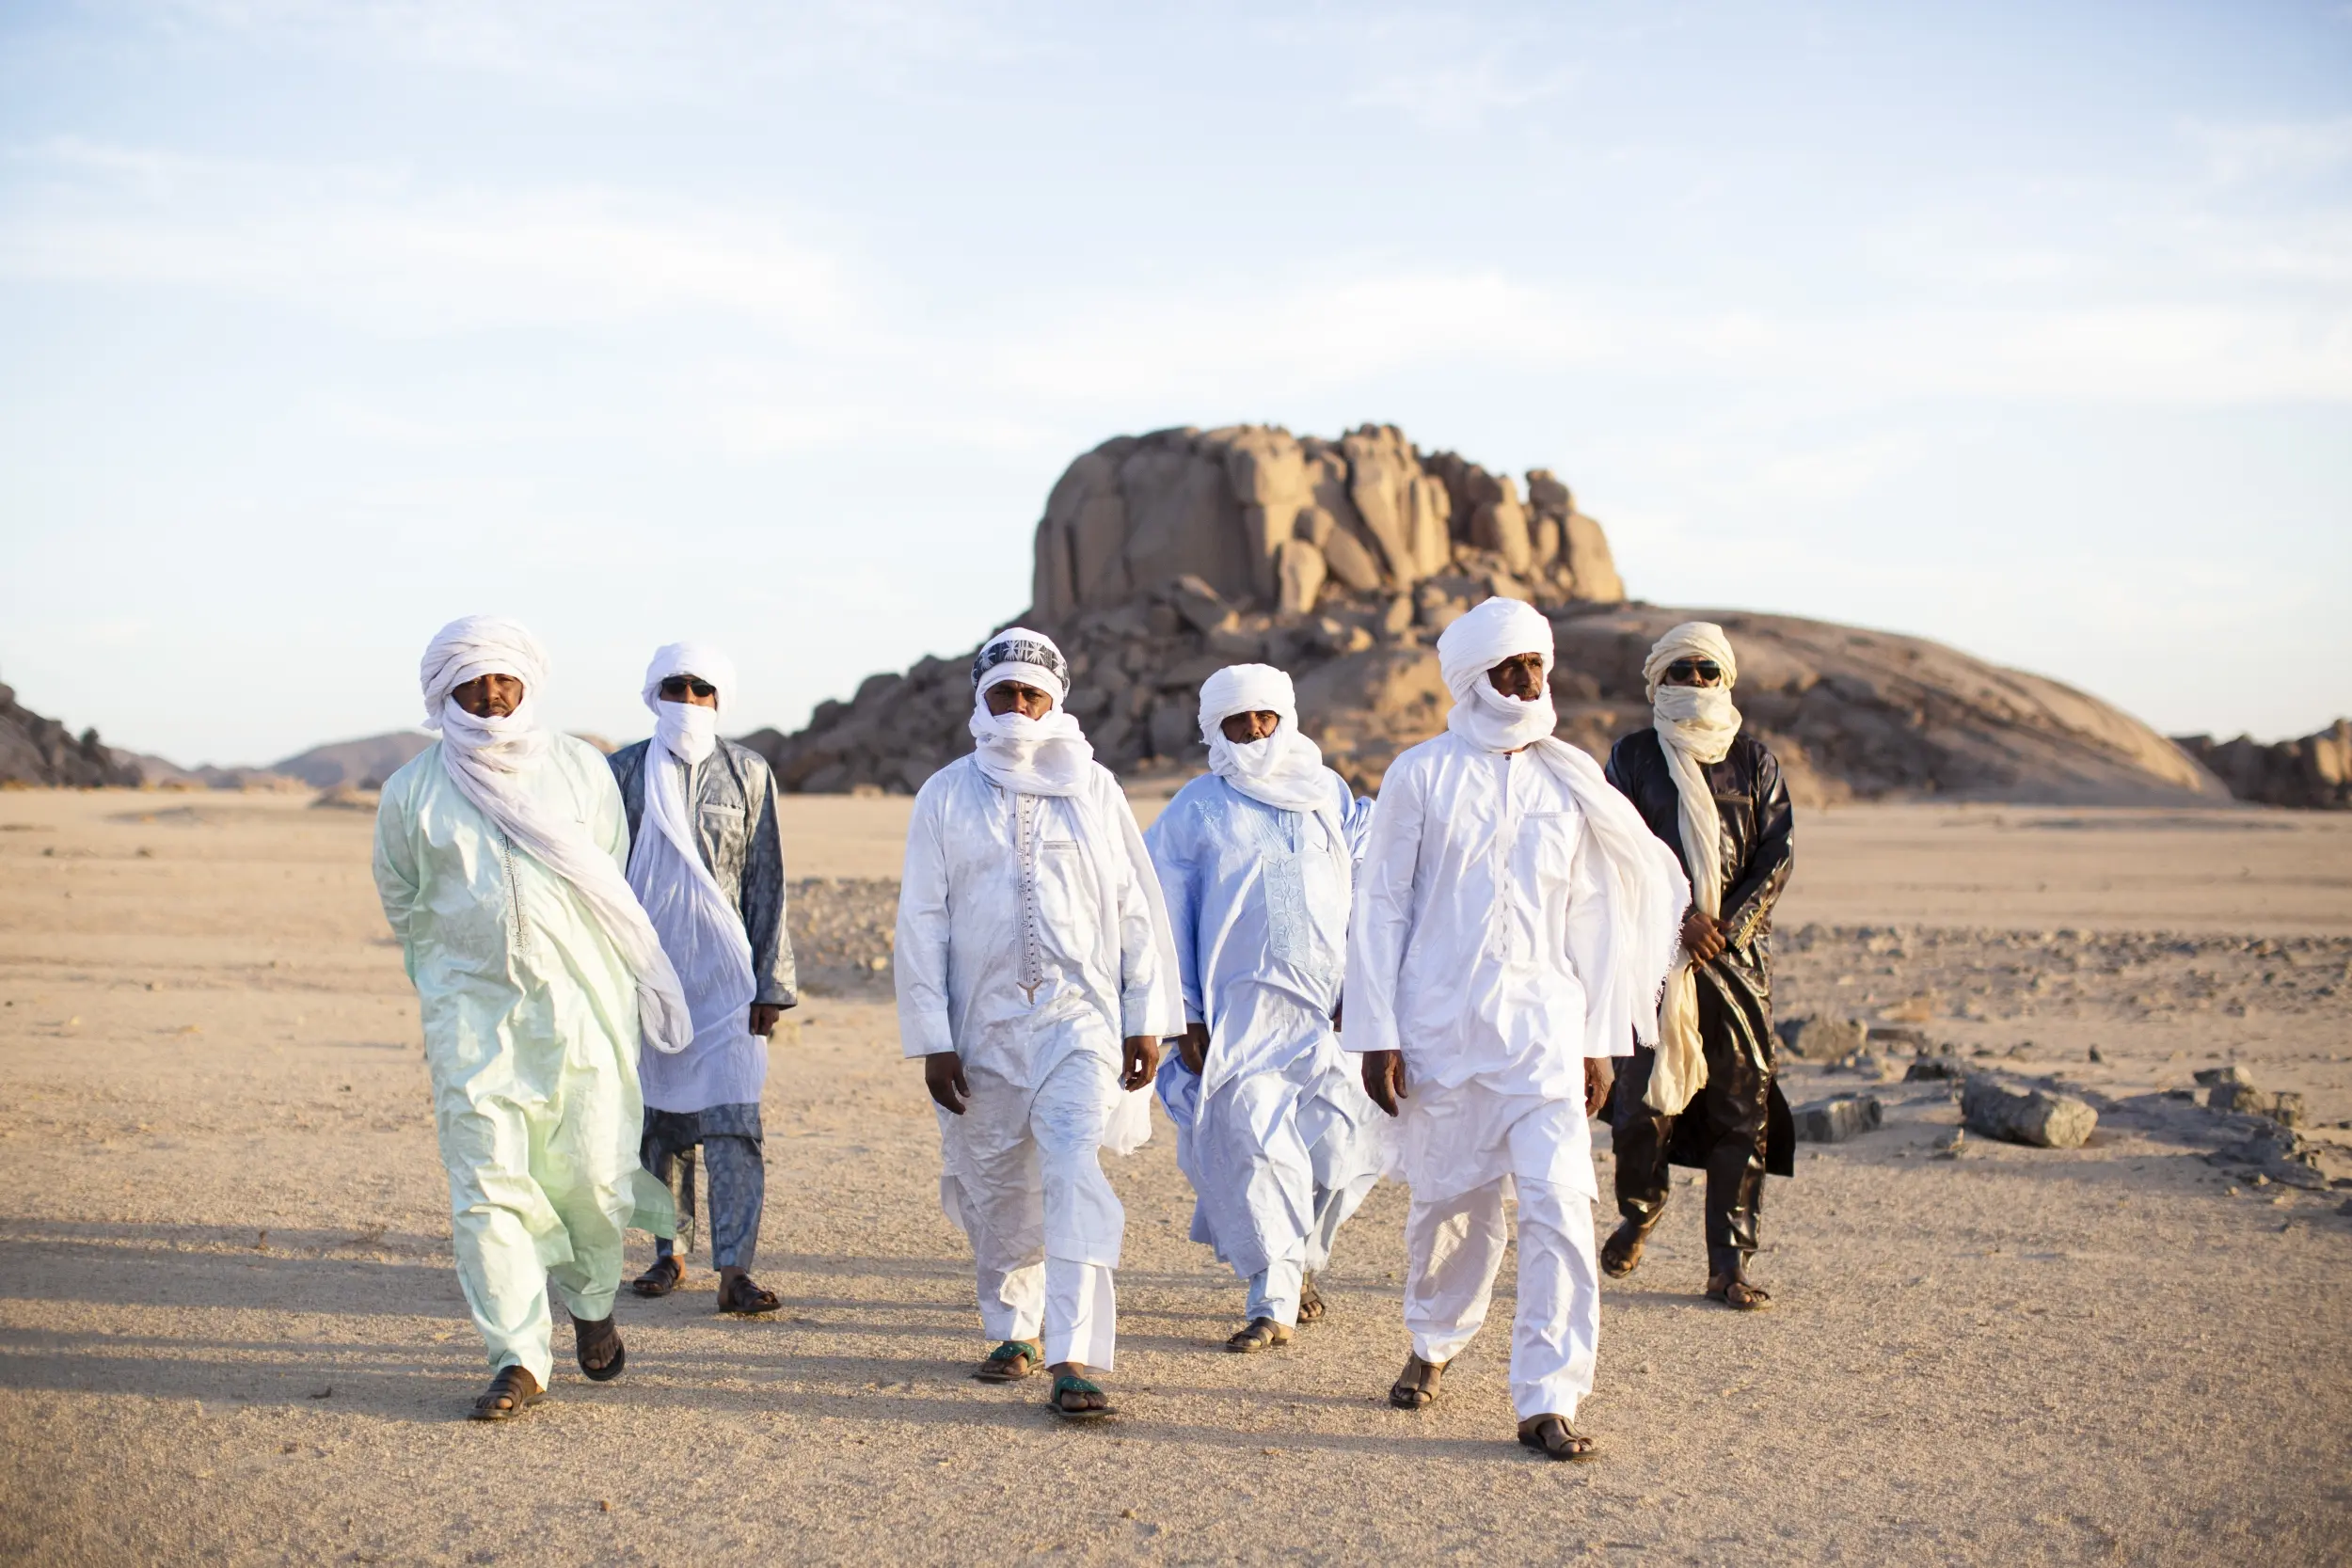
641, 641, 740, 712
419, 615, 548, 727
1197, 663, 1335, 816
1437, 596, 1558, 753
415, 616, 693, 1055
1640, 620, 1744, 1118
967, 627, 1091, 797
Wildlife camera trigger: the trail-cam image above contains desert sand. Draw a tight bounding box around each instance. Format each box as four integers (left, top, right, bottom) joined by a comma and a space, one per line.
3, 788, 2349, 1565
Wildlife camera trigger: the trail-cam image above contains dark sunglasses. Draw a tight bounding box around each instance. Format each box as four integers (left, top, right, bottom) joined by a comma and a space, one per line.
659, 676, 718, 699
1664, 659, 1723, 682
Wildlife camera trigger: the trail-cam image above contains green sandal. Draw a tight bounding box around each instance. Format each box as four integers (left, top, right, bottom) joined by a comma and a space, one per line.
1047, 1372, 1114, 1420
973, 1339, 1043, 1383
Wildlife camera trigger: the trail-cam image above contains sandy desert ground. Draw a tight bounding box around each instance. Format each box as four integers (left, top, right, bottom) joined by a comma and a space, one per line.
2, 787, 2349, 1565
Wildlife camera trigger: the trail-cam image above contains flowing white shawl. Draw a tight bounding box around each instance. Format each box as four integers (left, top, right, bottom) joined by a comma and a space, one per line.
627, 642, 758, 1056
1640, 621, 1743, 1115
1435, 599, 1689, 1057
1197, 662, 1343, 825
418, 616, 691, 1054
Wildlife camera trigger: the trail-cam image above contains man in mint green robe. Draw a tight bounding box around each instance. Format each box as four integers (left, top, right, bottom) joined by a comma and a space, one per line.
373, 616, 678, 1418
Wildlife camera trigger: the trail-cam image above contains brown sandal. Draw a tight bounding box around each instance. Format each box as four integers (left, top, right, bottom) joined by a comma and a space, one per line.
1705, 1273, 1772, 1310
1518, 1413, 1598, 1461
717, 1274, 781, 1315
1295, 1275, 1327, 1323
1600, 1221, 1648, 1279
1226, 1317, 1293, 1354
1389, 1354, 1448, 1410
469, 1364, 542, 1421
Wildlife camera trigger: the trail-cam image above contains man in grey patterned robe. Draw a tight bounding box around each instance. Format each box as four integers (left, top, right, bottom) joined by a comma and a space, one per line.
610, 642, 797, 1315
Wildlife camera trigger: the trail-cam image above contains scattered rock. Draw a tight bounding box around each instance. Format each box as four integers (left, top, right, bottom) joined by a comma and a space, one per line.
1905, 1056, 1967, 1082
1962, 1075, 2097, 1148
2172, 720, 2352, 811
1792, 1094, 1883, 1143
1931, 1128, 1965, 1159
1778, 1016, 1869, 1061
2204, 1123, 2328, 1190
2195, 1066, 2305, 1127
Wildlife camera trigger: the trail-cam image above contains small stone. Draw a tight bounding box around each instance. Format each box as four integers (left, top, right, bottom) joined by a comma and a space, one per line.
1961, 1075, 2096, 1148
2088, 1046, 2104, 1063
1906, 1056, 1966, 1082
1931, 1128, 1965, 1159
1793, 1094, 1883, 1144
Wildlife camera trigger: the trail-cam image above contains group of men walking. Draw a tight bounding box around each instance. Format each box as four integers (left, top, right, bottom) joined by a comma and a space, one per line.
373, 597, 1794, 1456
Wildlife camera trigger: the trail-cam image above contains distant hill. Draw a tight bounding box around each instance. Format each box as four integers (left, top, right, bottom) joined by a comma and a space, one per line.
268, 732, 433, 789
0, 679, 142, 786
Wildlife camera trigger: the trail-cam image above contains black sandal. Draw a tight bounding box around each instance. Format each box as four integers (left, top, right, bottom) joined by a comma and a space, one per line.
573, 1314, 627, 1382
1226, 1317, 1292, 1354
973, 1339, 1043, 1383
630, 1255, 684, 1298
717, 1274, 781, 1315
469, 1365, 542, 1421
1295, 1275, 1327, 1323
1389, 1354, 1448, 1410
1518, 1413, 1598, 1462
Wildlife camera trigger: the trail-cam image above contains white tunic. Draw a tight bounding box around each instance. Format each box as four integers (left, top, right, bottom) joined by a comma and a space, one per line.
896, 753, 1182, 1147
1146, 772, 1389, 1279
1343, 729, 1624, 1202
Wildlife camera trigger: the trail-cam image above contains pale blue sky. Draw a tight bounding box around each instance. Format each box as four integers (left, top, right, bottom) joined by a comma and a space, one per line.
3, 0, 2346, 765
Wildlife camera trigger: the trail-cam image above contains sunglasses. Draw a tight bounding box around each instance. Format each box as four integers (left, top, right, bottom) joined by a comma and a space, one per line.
660, 676, 718, 699
1664, 660, 1723, 682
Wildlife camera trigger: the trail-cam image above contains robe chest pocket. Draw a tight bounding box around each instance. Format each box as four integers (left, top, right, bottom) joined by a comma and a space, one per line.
698, 803, 745, 832
1521, 811, 1576, 881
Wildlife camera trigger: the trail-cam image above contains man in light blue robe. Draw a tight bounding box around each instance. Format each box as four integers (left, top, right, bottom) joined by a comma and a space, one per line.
1147, 663, 1390, 1353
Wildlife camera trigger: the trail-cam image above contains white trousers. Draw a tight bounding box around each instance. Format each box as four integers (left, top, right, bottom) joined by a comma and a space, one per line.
1405, 1176, 1599, 1420
940, 1049, 1123, 1370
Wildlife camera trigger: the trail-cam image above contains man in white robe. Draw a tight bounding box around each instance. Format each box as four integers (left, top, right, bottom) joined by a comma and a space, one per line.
373, 617, 685, 1420
895, 627, 1184, 1418
1147, 662, 1389, 1353
1345, 597, 1687, 1461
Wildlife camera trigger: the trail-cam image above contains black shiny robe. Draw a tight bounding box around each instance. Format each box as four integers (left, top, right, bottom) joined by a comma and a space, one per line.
1605, 727, 1796, 1177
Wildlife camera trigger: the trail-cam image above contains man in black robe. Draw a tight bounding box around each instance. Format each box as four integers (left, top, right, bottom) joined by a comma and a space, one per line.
1602, 623, 1794, 1309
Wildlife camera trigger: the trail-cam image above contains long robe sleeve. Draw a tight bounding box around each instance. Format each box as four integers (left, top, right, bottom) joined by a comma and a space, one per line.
1341, 751, 1425, 1059
894, 782, 956, 1060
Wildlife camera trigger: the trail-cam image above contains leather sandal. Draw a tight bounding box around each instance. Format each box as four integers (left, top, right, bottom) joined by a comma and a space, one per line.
973, 1339, 1043, 1382
629, 1255, 684, 1297
469, 1365, 542, 1421
1705, 1272, 1772, 1310
1600, 1221, 1649, 1279
1518, 1413, 1598, 1461
1389, 1354, 1448, 1410
1295, 1275, 1327, 1323
1047, 1372, 1115, 1420
717, 1274, 781, 1315
573, 1314, 627, 1382
1226, 1317, 1293, 1354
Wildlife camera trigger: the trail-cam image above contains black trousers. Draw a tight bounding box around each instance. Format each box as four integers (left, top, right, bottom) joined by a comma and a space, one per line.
1611, 983, 1771, 1277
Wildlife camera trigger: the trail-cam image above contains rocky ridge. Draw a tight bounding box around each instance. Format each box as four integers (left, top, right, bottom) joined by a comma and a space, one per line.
2173, 721, 2352, 812
747, 421, 2227, 807
0, 680, 141, 788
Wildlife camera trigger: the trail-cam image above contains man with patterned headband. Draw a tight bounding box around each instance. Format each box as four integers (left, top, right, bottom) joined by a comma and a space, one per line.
610, 643, 798, 1317
373, 616, 685, 1421
1146, 662, 1389, 1354
895, 626, 1184, 1419
1602, 622, 1795, 1310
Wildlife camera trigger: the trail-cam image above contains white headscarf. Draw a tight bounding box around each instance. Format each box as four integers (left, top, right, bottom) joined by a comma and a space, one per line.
967, 626, 1095, 798
1640, 621, 1743, 1116
1198, 663, 1337, 817
418, 616, 691, 1054
1434, 598, 1690, 1056
628, 642, 757, 1056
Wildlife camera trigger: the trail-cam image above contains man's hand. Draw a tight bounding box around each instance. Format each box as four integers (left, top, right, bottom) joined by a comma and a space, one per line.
1122, 1035, 1161, 1091
924, 1051, 970, 1116
1178, 1022, 1209, 1075
749, 1004, 784, 1038
1362, 1049, 1406, 1117
1584, 1058, 1615, 1119
1681, 910, 1728, 964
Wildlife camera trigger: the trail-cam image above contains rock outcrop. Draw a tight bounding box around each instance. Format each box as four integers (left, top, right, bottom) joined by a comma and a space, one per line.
2171, 721, 2351, 811
0, 681, 143, 787
746, 422, 2232, 807
270, 733, 434, 790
